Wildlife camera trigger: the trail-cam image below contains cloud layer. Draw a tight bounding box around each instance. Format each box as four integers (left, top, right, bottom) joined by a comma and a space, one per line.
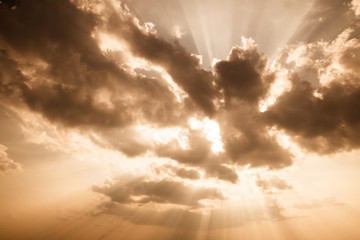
1, 0, 360, 182
1, 1, 360, 224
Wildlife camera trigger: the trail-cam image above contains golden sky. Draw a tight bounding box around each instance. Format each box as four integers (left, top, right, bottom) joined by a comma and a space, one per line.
1, 0, 360, 239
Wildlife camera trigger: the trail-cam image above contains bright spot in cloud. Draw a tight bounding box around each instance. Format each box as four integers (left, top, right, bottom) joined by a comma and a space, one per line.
259, 62, 291, 112
157, 68, 188, 102
134, 125, 188, 146
352, 0, 360, 16
189, 117, 224, 153
96, 31, 126, 52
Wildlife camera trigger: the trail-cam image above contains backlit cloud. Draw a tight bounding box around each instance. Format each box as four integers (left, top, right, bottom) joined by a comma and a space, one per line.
1, 1, 360, 239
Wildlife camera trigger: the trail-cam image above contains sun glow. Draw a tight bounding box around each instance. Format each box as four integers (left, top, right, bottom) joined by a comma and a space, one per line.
134, 125, 189, 147
189, 117, 224, 153
259, 61, 291, 112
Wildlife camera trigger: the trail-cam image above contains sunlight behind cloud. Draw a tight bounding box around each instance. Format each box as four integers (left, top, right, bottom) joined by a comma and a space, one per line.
189, 117, 224, 153
1, 0, 360, 239
259, 60, 291, 112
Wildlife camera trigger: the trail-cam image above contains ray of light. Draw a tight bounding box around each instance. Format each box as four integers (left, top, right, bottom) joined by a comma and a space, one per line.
178, 0, 315, 66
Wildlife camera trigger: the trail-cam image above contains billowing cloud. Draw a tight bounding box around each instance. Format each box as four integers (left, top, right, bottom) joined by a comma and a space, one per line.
215, 43, 274, 105
212, 41, 293, 169
264, 29, 360, 153
0, 0, 291, 177
0, 0, 187, 130
0, 144, 21, 174
105, 4, 218, 116
1, 1, 360, 239
218, 104, 293, 169
1, 0, 360, 185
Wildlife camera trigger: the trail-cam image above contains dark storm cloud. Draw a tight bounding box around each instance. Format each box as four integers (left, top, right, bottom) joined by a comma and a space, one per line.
93, 177, 225, 208
214, 45, 274, 105
211, 43, 292, 169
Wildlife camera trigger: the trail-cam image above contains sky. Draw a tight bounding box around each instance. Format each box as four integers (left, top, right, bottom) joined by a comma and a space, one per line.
1, 0, 360, 239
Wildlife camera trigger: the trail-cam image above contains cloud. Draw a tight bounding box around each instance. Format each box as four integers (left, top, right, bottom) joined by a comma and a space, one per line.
0, 0, 291, 177
214, 43, 274, 105
0, 0, 187, 130
105, 4, 218, 116
95, 195, 273, 231
93, 177, 225, 208
218, 104, 292, 169
2, 2, 360, 239
0, 144, 22, 174
211, 41, 293, 169
157, 164, 201, 180
95, 201, 205, 230
0, 0, 126, 127
94, 194, 281, 232
256, 176, 292, 193
174, 167, 201, 180
155, 130, 239, 183
2, 0, 359, 186
264, 29, 360, 153
0, 0, 293, 180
